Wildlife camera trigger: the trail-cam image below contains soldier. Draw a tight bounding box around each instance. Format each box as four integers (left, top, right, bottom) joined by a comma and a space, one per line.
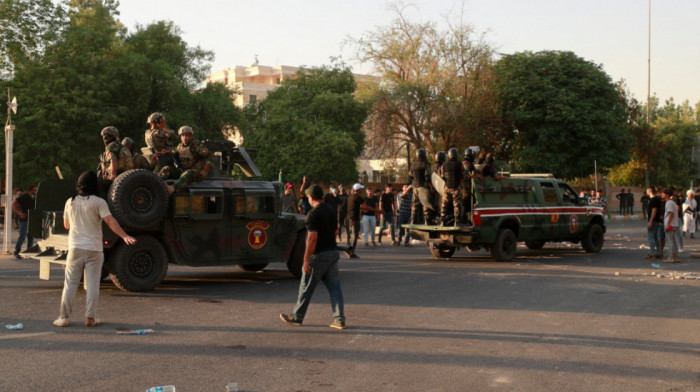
441, 148, 463, 226
480, 153, 497, 178
98, 126, 133, 182
434, 151, 446, 177
121, 137, 151, 170
461, 148, 477, 224
145, 112, 179, 180
165, 126, 212, 195
410, 148, 433, 225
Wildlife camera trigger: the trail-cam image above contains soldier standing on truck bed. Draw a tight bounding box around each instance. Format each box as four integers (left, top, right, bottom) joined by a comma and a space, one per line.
441, 148, 463, 226
145, 112, 179, 180
164, 126, 212, 195
461, 148, 477, 225
98, 126, 133, 182
410, 148, 433, 225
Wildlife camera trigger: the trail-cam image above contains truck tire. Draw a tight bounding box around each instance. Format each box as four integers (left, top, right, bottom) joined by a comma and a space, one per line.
491, 228, 517, 261
238, 263, 268, 272
107, 235, 168, 292
582, 223, 604, 253
429, 243, 456, 258
108, 169, 168, 230
525, 240, 546, 250
287, 230, 306, 278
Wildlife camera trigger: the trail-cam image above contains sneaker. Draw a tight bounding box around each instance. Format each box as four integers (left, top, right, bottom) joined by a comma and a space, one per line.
53, 318, 69, 327
404, 243, 412, 247
85, 318, 101, 327
349, 253, 360, 259
329, 320, 346, 330
392, 241, 399, 246
372, 242, 376, 247
279, 313, 302, 326
13, 253, 21, 259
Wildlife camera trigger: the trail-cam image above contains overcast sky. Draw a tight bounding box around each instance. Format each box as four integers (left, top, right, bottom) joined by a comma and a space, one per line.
115, 0, 700, 104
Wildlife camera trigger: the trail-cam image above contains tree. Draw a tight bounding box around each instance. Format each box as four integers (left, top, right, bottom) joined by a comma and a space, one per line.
242, 64, 368, 183
492, 50, 633, 178
349, 2, 497, 159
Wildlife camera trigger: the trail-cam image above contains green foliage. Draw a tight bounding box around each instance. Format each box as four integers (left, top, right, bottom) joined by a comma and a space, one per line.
1, 0, 240, 186
242, 65, 368, 183
492, 51, 633, 178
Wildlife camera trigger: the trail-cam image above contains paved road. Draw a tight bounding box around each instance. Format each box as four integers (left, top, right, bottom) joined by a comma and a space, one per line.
0, 220, 698, 391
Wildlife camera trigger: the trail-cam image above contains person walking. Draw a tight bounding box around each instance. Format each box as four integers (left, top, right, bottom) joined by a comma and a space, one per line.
362, 188, 380, 246
280, 184, 346, 330
683, 190, 696, 239
644, 187, 663, 259
337, 185, 349, 241
661, 188, 680, 263
12, 185, 37, 259
53, 171, 137, 327
378, 184, 397, 245
345, 183, 365, 258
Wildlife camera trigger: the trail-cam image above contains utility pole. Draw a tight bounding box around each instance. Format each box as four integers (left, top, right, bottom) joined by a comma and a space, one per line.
644, 0, 651, 188
4, 88, 17, 254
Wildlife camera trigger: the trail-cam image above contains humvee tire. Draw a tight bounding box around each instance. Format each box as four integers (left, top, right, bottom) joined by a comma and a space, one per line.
108, 235, 168, 292
491, 228, 517, 261
108, 169, 168, 230
238, 263, 268, 272
429, 243, 456, 258
525, 240, 546, 250
581, 223, 604, 253
287, 230, 306, 278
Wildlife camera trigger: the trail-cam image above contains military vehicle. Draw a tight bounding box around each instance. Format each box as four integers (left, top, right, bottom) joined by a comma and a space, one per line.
27, 141, 308, 292
404, 175, 606, 261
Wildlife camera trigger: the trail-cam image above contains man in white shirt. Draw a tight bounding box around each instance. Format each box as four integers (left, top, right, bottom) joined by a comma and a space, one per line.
53, 171, 137, 328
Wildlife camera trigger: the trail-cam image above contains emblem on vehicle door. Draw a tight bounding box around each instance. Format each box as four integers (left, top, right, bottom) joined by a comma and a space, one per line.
246, 221, 270, 249
569, 215, 579, 233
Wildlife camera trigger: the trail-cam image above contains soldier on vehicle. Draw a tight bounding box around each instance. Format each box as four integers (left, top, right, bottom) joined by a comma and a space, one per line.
441, 148, 463, 226
434, 151, 446, 177
480, 153, 497, 179
461, 148, 477, 224
165, 126, 212, 195
410, 148, 434, 225
98, 126, 133, 182
121, 137, 151, 170
145, 112, 179, 180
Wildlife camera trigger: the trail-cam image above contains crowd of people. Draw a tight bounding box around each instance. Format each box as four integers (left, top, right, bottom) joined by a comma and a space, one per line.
643, 186, 700, 263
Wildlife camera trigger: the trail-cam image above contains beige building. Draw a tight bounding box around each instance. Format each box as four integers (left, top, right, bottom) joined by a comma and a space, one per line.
206, 64, 299, 107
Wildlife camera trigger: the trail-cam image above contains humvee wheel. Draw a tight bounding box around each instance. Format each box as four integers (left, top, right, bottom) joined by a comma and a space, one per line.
525, 240, 546, 250
238, 263, 268, 272
108, 236, 168, 292
491, 228, 517, 261
582, 223, 604, 253
430, 244, 456, 258
109, 169, 168, 230
287, 230, 306, 278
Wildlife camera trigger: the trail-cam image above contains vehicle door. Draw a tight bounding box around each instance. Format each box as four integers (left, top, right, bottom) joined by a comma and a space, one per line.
229, 190, 279, 262
556, 181, 584, 239
169, 189, 226, 265
538, 180, 564, 239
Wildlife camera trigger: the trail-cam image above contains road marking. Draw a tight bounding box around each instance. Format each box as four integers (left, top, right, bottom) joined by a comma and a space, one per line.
0, 331, 55, 340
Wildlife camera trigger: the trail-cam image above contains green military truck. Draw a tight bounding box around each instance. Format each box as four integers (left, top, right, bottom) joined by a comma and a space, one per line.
404, 175, 606, 261
27, 142, 308, 292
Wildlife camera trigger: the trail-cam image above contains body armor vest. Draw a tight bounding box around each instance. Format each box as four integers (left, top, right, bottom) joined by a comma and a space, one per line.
443, 159, 460, 189
412, 161, 428, 187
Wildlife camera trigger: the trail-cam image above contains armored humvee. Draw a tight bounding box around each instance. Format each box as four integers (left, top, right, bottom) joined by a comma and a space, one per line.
404, 175, 606, 261
27, 141, 307, 292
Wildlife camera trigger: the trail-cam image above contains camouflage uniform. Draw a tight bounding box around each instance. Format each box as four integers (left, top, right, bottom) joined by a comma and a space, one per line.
99, 127, 133, 181
440, 153, 462, 226
172, 136, 212, 192
144, 114, 179, 180
461, 149, 477, 224
122, 137, 151, 170
410, 152, 433, 225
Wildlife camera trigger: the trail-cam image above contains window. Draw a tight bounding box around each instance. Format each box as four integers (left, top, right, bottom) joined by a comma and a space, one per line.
557, 183, 578, 205
174, 191, 223, 219
249, 95, 257, 103
540, 182, 559, 205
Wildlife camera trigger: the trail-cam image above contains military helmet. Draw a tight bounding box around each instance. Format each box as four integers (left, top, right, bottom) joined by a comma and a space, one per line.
100, 126, 119, 139
178, 126, 194, 136
416, 148, 427, 160
448, 148, 458, 160
122, 137, 134, 147
147, 112, 164, 124
435, 151, 446, 164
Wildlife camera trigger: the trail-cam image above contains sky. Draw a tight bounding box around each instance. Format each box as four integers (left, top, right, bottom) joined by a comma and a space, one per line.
114, 0, 700, 104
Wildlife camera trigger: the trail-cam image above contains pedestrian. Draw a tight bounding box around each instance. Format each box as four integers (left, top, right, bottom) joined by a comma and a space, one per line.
674, 190, 684, 252
280, 184, 346, 330
378, 184, 397, 245
323, 185, 340, 223
694, 189, 700, 231
337, 184, 349, 241
661, 188, 680, 263
362, 188, 380, 246
682, 190, 696, 239
53, 171, 137, 327
11, 185, 37, 259
297, 176, 312, 215
626, 189, 635, 215
640, 191, 650, 220
344, 183, 364, 258
98, 126, 133, 182
280, 183, 297, 214
616, 189, 627, 215
644, 187, 663, 259
397, 183, 413, 247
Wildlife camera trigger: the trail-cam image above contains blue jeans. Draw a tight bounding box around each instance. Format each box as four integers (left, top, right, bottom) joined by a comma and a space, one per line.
378, 211, 396, 243
15, 221, 34, 255
292, 250, 344, 323
397, 213, 411, 244
361, 214, 376, 243
647, 221, 662, 256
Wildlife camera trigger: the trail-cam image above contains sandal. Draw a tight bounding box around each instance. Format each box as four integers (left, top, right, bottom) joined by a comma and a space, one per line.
85, 318, 102, 327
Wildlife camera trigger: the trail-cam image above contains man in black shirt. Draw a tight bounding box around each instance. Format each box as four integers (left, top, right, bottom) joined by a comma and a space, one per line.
345, 183, 365, 258
378, 184, 397, 245
12, 185, 37, 259
645, 186, 664, 259
280, 184, 346, 330
337, 185, 349, 241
